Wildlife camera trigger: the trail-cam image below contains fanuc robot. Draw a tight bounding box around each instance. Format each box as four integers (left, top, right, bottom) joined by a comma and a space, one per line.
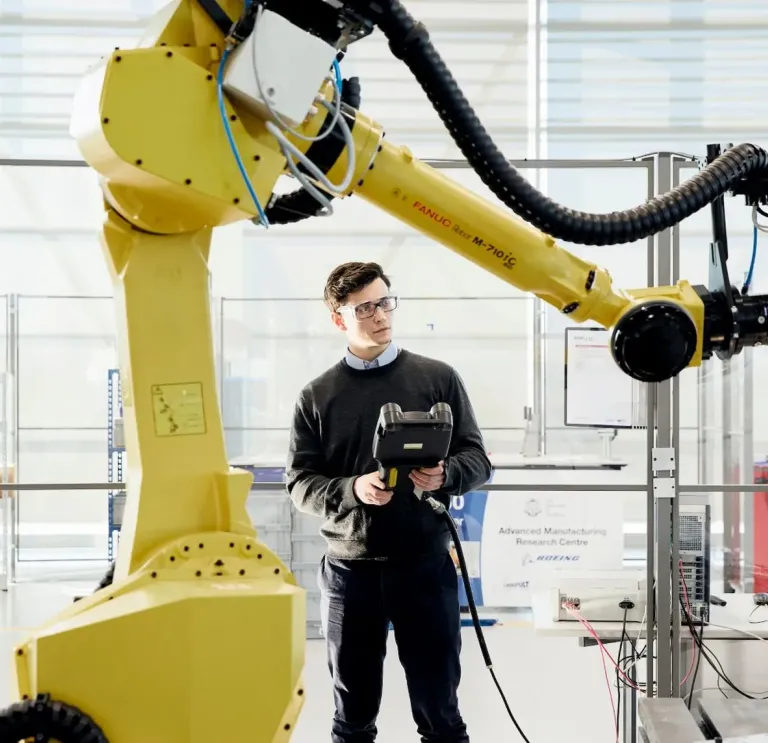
2, 0, 768, 740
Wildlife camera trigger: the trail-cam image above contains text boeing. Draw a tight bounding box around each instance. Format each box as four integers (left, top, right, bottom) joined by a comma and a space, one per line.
523, 554, 581, 566
412, 201, 517, 271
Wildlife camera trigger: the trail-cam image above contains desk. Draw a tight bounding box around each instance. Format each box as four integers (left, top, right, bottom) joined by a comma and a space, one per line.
531, 592, 768, 742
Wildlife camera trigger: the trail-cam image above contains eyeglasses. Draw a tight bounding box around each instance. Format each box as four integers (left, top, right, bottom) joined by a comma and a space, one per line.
341, 295, 399, 320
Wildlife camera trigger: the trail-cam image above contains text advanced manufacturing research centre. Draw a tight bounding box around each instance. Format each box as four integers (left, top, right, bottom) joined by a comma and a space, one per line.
499, 526, 610, 548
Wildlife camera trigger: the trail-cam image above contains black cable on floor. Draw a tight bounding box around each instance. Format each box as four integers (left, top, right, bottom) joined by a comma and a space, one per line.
427, 497, 533, 743
686, 616, 704, 709
679, 597, 768, 700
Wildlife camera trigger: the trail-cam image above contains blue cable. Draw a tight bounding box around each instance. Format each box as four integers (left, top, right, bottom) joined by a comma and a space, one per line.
332, 57, 343, 94
743, 224, 758, 294
217, 47, 270, 228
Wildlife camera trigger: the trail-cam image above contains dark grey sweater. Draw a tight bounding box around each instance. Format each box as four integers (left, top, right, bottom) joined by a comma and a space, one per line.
285, 349, 492, 560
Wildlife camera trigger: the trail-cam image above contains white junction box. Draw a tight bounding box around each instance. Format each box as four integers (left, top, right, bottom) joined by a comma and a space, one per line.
550, 569, 648, 623
223, 8, 339, 126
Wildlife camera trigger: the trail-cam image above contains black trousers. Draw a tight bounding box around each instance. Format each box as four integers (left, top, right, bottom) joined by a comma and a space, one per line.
318, 551, 469, 743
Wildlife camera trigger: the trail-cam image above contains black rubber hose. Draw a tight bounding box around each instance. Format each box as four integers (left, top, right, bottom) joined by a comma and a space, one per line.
424, 497, 533, 743
0, 694, 108, 742
370, 0, 768, 246
264, 76, 362, 225
94, 560, 115, 592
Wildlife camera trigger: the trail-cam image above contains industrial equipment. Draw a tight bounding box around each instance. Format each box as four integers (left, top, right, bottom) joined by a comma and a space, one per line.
551, 570, 648, 624
373, 402, 453, 494
679, 504, 711, 623
549, 505, 710, 625
4, 0, 768, 739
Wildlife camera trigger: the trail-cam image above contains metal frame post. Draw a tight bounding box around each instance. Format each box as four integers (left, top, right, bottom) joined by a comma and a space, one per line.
1, 296, 7, 591
527, 0, 546, 457
652, 153, 680, 698
742, 350, 755, 592
722, 355, 740, 592
8, 295, 18, 585
639, 155, 657, 702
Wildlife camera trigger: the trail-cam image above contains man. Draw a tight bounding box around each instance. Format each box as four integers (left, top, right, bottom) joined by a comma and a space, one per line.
285, 261, 492, 743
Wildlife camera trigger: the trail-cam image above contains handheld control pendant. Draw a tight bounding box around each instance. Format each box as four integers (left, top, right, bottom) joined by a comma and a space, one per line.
373, 402, 453, 497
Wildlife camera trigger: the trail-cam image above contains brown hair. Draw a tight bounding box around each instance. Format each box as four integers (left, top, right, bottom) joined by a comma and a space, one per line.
323, 262, 391, 311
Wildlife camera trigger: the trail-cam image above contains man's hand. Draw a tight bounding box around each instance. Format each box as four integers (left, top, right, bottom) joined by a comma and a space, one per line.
354, 472, 393, 506
409, 461, 446, 493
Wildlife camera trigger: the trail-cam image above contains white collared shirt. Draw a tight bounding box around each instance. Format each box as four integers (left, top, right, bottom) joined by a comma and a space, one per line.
345, 341, 399, 370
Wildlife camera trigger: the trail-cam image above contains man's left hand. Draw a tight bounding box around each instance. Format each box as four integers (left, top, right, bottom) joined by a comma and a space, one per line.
409, 461, 446, 492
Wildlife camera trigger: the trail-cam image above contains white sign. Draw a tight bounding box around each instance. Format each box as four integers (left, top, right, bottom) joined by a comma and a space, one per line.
565, 327, 639, 428
479, 492, 624, 607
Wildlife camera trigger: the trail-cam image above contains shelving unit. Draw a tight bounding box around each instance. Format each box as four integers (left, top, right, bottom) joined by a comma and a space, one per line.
107, 368, 125, 561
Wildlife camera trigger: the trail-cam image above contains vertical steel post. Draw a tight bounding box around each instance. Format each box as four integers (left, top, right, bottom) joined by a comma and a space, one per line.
654, 153, 676, 698
528, 0, 546, 456
743, 350, 755, 592
1, 297, 7, 591
643, 156, 656, 700
8, 295, 18, 585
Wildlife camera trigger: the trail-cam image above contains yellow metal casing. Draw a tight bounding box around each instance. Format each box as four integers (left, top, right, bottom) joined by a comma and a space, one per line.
15, 4, 307, 740
14, 209, 307, 741
344, 118, 706, 365
15, 532, 306, 743
71, 45, 285, 234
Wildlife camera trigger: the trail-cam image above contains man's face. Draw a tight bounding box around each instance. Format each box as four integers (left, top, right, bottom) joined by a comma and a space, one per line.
333, 278, 396, 349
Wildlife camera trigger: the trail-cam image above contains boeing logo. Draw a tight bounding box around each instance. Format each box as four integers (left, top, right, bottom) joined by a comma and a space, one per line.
523, 554, 581, 566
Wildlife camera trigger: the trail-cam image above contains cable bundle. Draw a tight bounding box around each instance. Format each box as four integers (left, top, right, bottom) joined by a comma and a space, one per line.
370, 0, 768, 246
219, 5, 361, 228
0, 694, 108, 742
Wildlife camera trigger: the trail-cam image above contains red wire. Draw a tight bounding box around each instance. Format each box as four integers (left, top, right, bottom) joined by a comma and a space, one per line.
563, 606, 633, 743
597, 629, 619, 742
564, 563, 698, 730
564, 606, 642, 690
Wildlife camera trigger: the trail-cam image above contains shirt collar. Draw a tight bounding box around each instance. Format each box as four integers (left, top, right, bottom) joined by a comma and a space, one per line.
345, 341, 399, 370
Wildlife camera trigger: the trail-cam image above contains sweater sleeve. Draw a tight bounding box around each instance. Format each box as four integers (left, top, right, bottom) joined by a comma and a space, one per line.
440, 369, 492, 497
285, 391, 360, 518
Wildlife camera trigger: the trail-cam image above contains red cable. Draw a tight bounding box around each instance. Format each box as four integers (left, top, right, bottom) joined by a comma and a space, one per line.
564, 605, 642, 690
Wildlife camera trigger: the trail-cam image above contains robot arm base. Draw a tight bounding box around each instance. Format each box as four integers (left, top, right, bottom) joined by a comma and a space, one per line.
14, 532, 306, 743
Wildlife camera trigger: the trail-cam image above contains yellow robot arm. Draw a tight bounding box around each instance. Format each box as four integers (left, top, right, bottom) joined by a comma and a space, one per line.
70, 0, 768, 387
3, 1, 767, 741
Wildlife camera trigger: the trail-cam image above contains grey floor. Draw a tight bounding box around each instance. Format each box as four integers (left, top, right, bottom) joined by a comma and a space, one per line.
0, 565, 766, 742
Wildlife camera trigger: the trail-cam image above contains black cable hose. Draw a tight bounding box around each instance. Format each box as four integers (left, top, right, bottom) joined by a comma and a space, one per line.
434, 503, 533, 743
686, 617, 704, 710
264, 76, 362, 225
0, 694, 108, 743
616, 609, 628, 736
369, 0, 768, 246
679, 596, 768, 700
94, 560, 115, 592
